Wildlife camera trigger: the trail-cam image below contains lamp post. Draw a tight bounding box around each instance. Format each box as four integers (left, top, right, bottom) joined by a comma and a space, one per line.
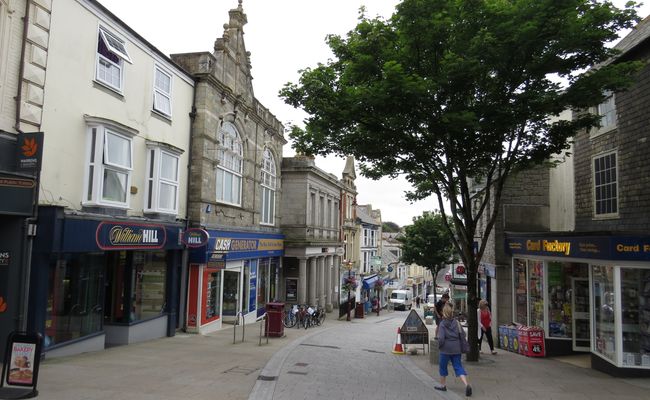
344, 259, 354, 321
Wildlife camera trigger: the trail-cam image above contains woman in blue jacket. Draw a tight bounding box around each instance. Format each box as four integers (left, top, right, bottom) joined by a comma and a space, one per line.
435, 303, 472, 397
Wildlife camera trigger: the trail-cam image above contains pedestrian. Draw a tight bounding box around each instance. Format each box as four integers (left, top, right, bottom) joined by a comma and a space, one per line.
434, 293, 450, 337
435, 303, 472, 397
478, 299, 497, 355
415, 295, 420, 308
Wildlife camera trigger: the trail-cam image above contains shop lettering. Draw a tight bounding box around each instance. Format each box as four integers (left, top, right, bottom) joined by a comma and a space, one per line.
230, 239, 258, 251
214, 238, 232, 251
109, 226, 159, 245
186, 236, 202, 245
526, 240, 571, 255
616, 244, 650, 253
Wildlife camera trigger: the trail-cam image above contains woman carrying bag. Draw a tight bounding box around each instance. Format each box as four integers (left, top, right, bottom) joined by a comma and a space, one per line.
435, 303, 472, 397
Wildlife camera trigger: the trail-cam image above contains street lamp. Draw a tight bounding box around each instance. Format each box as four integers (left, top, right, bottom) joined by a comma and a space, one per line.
343, 259, 354, 321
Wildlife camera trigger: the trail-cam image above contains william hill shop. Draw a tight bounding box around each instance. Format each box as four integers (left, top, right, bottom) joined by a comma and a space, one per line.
28, 207, 184, 358
505, 233, 650, 376
187, 230, 283, 334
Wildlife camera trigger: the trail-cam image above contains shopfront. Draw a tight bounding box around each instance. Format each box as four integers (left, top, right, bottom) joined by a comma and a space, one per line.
186, 230, 283, 334
29, 207, 184, 358
506, 233, 650, 376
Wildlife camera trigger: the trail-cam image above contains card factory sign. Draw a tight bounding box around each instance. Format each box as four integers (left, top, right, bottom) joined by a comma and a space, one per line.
96, 222, 166, 250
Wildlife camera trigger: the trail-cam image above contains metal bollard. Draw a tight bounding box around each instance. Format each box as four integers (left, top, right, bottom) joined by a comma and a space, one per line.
233, 311, 245, 344
259, 314, 269, 346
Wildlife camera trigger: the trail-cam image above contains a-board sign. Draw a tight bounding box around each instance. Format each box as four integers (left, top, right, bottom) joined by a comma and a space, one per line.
400, 309, 429, 345
1, 331, 43, 398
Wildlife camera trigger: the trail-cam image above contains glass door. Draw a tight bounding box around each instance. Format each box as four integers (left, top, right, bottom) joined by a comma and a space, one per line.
572, 278, 590, 351
222, 270, 240, 316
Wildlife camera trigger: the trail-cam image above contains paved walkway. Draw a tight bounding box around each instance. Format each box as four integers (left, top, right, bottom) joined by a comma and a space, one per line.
9, 309, 650, 399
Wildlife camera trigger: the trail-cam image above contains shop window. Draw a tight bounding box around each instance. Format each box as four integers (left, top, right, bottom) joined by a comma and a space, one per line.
547, 262, 589, 338
593, 265, 616, 362
45, 255, 104, 348
205, 270, 221, 321
269, 259, 278, 301
257, 259, 268, 311
513, 259, 528, 325
620, 268, 650, 367
131, 252, 167, 321
243, 261, 251, 313
528, 260, 544, 328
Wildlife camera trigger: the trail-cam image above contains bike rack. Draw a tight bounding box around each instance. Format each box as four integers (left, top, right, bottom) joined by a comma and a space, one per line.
258, 313, 269, 346
233, 311, 245, 344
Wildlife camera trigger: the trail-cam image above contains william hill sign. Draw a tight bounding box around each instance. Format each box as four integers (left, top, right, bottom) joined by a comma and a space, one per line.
96, 222, 166, 250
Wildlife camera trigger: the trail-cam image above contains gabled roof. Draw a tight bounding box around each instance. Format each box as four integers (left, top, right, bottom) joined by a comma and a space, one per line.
613, 16, 650, 58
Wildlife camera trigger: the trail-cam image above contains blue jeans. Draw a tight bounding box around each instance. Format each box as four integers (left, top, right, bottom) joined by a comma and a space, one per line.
439, 353, 467, 377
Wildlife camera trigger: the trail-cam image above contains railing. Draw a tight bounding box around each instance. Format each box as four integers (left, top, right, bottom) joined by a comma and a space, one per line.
233, 311, 245, 344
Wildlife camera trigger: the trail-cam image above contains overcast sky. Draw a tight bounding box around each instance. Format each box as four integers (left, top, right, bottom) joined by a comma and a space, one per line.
98, 0, 647, 227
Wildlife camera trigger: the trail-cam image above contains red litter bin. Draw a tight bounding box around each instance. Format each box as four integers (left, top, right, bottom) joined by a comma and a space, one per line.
355, 302, 365, 318
265, 302, 285, 337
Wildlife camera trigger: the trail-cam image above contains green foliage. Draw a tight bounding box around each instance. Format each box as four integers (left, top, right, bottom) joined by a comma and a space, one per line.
397, 211, 455, 276
382, 221, 401, 232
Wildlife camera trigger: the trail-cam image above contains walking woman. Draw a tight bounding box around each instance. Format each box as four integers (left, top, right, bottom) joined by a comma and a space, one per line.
435, 303, 472, 397
478, 299, 497, 355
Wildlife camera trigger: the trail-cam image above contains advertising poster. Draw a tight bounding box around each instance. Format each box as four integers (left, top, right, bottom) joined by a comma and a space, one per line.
7, 341, 36, 386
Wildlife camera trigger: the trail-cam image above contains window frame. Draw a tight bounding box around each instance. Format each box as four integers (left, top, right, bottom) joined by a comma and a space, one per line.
216, 122, 243, 206
153, 65, 173, 118
591, 92, 617, 138
144, 144, 181, 215
95, 26, 131, 92
260, 148, 276, 225
592, 150, 619, 218
83, 123, 134, 209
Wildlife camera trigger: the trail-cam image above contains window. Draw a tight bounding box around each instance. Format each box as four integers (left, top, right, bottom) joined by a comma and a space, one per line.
84, 123, 133, 207
593, 265, 616, 361
216, 122, 243, 205
260, 148, 276, 225
591, 92, 617, 137
593, 151, 617, 216
153, 66, 172, 117
145, 144, 180, 214
96, 27, 131, 92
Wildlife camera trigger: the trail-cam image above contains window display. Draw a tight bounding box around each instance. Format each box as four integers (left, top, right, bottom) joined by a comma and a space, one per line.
131, 251, 167, 321
257, 259, 268, 310
205, 271, 221, 320
593, 265, 615, 361
514, 259, 528, 325
528, 260, 544, 328
620, 268, 650, 367
547, 262, 589, 338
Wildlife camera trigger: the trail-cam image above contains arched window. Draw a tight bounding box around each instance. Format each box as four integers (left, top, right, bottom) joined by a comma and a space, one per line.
260, 148, 276, 225
216, 122, 243, 205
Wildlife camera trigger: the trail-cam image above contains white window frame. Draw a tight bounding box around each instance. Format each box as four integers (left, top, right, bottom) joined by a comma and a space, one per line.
95, 26, 131, 92
260, 148, 276, 225
153, 65, 173, 118
144, 144, 181, 215
591, 92, 617, 138
83, 123, 134, 208
216, 122, 243, 206
592, 150, 619, 218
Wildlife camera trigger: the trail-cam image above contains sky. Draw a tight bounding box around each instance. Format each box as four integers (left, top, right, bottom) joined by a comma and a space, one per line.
98, 0, 648, 227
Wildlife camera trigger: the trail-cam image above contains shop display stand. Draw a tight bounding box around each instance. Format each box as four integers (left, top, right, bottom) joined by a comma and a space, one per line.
640, 273, 650, 367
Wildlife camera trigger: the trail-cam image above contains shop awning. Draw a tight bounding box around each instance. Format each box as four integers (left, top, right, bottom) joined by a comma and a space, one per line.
362, 274, 379, 290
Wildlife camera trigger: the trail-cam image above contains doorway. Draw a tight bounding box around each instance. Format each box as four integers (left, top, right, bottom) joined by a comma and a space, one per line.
572, 277, 590, 351
222, 270, 240, 317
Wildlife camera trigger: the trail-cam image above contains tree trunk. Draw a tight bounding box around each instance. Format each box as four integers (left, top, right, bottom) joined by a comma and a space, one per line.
465, 259, 479, 362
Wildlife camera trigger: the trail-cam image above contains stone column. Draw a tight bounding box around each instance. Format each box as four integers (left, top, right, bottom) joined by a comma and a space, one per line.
309, 257, 317, 306
298, 257, 307, 304
325, 255, 333, 312
319, 256, 326, 307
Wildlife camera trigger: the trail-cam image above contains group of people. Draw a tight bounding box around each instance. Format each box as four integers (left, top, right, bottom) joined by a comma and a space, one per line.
431, 293, 497, 397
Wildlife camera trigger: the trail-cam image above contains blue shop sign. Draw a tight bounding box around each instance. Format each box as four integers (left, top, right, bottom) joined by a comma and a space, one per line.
189, 230, 284, 263
505, 234, 650, 261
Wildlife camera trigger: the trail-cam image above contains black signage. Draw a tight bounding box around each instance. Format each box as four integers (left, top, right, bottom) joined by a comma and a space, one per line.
181, 228, 209, 248
96, 221, 166, 250
0, 176, 35, 216
15, 132, 44, 173
400, 309, 429, 345
0, 252, 9, 266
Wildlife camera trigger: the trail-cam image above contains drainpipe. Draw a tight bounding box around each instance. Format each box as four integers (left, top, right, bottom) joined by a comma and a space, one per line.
14, 0, 31, 133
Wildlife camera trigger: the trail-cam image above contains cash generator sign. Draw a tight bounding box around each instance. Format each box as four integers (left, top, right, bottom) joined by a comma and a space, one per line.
213, 237, 284, 252
96, 222, 166, 250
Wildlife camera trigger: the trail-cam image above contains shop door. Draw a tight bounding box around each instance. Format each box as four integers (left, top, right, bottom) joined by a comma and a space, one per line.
222, 270, 240, 316
572, 278, 590, 351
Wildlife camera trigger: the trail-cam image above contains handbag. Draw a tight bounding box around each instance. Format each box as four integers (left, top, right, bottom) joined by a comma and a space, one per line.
457, 320, 470, 354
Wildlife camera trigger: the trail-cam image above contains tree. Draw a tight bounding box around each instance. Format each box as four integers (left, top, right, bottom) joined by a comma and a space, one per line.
398, 211, 455, 301
382, 221, 401, 232
280, 0, 641, 361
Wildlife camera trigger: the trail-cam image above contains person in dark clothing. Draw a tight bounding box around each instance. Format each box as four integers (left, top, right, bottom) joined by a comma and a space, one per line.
478, 299, 497, 355
434, 293, 450, 337
415, 296, 421, 308
435, 303, 472, 397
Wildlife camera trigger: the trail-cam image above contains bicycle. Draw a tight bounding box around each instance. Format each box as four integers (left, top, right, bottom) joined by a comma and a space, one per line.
282, 304, 298, 328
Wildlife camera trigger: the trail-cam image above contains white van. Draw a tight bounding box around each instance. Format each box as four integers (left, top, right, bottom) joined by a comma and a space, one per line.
389, 289, 413, 310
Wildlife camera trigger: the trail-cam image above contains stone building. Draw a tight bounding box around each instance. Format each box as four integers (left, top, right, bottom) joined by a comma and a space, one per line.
280, 155, 343, 311
171, 1, 286, 332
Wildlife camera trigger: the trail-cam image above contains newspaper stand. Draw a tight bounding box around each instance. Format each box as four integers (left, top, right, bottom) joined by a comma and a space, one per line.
0, 331, 42, 399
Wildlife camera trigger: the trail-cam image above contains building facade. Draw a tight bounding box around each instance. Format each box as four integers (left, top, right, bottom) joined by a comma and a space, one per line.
280, 156, 343, 312
171, 2, 286, 333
